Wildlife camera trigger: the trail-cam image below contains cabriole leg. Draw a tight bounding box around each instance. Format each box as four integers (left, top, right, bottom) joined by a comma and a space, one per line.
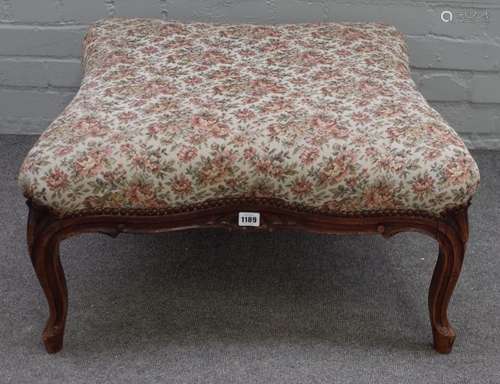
28, 204, 68, 354
428, 209, 468, 353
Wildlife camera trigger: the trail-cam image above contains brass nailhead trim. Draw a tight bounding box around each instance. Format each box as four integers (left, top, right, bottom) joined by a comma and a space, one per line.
27, 196, 470, 220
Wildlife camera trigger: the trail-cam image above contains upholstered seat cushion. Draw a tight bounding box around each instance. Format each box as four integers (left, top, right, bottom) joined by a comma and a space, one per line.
19, 18, 480, 218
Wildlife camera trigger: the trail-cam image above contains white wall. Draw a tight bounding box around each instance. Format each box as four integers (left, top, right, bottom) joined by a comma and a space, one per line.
1, 0, 499, 148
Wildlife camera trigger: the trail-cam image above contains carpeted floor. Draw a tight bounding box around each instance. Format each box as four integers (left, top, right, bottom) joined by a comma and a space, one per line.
1, 135, 499, 384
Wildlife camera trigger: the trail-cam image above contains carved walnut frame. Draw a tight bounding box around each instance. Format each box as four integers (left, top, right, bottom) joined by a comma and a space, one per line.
26, 198, 469, 354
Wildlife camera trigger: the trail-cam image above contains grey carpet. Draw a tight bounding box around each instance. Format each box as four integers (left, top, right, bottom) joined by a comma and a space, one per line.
1, 134, 499, 384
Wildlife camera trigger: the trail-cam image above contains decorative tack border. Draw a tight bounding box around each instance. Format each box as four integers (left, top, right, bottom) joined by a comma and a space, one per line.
27, 195, 471, 220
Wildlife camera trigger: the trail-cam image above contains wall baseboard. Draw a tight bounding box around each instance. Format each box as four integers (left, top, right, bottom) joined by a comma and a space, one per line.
461, 133, 500, 150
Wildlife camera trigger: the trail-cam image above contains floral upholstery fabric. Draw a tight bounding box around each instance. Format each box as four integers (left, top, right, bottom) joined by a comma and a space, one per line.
19, 17, 480, 218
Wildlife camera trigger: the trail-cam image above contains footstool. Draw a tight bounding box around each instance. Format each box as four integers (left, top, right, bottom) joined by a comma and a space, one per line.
19, 18, 480, 354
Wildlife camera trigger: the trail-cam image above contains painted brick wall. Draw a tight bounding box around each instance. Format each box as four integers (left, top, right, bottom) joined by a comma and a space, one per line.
1, 0, 499, 148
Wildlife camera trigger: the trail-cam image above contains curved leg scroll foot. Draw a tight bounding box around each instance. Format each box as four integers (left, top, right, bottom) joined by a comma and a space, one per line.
429, 209, 468, 354
39, 243, 67, 354
28, 204, 68, 354
42, 323, 65, 354
429, 246, 461, 353
432, 322, 456, 354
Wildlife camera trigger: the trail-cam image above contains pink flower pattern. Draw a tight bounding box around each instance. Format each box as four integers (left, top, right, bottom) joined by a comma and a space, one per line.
19, 18, 480, 217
